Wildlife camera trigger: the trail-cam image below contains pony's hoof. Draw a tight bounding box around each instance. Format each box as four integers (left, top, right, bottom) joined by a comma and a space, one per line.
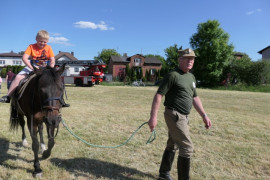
40, 144, 46, 154
42, 150, 51, 159
22, 139, 29, 147
33, 171, 42, 178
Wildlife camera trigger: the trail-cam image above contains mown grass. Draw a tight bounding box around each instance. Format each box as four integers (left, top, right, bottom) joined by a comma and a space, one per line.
0, 83, 270, 180
211, 84, 270, 93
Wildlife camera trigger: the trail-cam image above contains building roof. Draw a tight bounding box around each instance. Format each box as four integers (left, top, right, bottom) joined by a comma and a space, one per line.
55, 51, 78, 61
258, 46, 270, 54
0, 51, 23, 57
144, 57, 162, 64
110, 54, 162, 64
110, 55, 129, 63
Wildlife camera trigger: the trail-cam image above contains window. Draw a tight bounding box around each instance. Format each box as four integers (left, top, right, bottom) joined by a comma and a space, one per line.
74, 67, 79, 72
134, 58, 141, 66
12, 60, 22, 65
0, 60, 5, 64
150, 69, 156, 75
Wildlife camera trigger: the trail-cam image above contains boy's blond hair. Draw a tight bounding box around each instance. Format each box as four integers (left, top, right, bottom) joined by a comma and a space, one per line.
36, 30, 49, 40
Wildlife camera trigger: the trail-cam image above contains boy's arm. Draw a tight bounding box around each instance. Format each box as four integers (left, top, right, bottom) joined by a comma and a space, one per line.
22, 54, 34, 70
50, 57, 55, 68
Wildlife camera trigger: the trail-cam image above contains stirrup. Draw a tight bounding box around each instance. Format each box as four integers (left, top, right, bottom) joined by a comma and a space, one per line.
0, 95, 10, 103
62, 103, 70, 108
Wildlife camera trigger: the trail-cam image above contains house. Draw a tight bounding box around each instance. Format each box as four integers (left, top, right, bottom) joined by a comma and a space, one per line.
108, 53, 162, 80
234, 52, 244, 59
0, 50, 88, 76
55, 51, 82, 75
55, 51, 102, 77
0, 51, 24, 69
258, 46, 270, 60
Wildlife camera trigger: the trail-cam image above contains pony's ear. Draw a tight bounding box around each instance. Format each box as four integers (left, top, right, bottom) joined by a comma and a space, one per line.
56, 63, 66, 75
32, 64, 42, 74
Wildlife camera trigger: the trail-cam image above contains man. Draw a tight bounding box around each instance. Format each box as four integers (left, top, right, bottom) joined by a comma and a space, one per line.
5, 69, 15, 90
148, 48, 212, 180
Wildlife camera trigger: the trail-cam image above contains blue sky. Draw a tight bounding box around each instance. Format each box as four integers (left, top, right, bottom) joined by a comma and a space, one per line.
0, 0, 269, 61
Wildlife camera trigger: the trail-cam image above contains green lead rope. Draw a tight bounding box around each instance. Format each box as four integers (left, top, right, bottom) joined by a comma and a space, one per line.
61, 119, 156, 148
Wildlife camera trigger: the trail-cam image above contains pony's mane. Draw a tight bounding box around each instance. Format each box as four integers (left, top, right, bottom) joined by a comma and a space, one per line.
37, 66, 59, 83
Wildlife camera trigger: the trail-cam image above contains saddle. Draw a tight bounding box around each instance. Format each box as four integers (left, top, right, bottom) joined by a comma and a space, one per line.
11, 73, 37, 116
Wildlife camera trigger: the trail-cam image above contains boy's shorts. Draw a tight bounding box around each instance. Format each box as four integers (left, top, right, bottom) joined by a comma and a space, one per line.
18, 67, 33, 75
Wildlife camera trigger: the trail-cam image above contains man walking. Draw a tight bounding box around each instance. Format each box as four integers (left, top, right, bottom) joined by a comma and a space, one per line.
148, 48, 212, 180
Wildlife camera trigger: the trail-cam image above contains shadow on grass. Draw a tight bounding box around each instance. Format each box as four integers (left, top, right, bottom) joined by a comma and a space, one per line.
50, 157, 156, 180
0, 138, 32, 173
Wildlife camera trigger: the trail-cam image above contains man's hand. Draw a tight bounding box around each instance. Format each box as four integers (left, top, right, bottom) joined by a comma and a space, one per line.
148, 117, 157, 132
203, 116, 212, 129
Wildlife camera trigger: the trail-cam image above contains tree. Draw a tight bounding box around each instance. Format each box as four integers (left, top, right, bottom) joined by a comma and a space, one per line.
190, 20, 234, 86
222, 53, 252, 85
261, 59, 270, 84
94, 49, 121, 73
164, 44, 182, 71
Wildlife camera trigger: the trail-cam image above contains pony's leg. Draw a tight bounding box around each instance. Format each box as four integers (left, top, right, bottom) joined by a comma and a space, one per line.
19, 114, 29, 147
28, 119, 43, 177
42, 126, 55, 159
38, 123, 46, 154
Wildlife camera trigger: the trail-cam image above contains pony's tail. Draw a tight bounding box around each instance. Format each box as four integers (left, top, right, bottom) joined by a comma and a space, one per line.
9, 103, 20, 131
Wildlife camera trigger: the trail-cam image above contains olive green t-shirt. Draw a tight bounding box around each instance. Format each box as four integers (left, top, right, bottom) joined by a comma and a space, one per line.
157, 69, 197, 115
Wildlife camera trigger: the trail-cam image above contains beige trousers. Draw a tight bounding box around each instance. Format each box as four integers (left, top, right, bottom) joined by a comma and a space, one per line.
164, 107, 194, 158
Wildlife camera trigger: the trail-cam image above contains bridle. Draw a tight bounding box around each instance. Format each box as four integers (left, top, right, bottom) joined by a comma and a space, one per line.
41, 96, 64, 138
42, 96, 65, 112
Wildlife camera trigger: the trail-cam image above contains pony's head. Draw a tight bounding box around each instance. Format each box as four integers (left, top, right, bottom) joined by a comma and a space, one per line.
33, 64, 66, 128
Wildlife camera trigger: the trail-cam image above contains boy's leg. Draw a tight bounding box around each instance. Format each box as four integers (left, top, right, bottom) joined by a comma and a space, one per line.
0, 74, 25, 103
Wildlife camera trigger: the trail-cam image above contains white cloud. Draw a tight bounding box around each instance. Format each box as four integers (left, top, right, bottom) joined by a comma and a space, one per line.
74, 21, 114, 31
50, 36, 72, 46
246, 8, 262, 15
50, 32, 62, 36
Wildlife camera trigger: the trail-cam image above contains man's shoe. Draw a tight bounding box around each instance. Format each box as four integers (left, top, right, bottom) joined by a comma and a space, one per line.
157, 174, 173, 180
0, 96, 11, 103
62, 103, 70, 108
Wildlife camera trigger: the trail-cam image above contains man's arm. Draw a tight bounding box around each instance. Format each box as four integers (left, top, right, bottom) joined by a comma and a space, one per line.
148, 93, 163, 132
193, 96, 212, 129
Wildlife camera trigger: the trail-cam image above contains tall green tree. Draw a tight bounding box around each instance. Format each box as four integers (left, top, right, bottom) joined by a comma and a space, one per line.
164, 44, 182, 71
190, 20, 234, 86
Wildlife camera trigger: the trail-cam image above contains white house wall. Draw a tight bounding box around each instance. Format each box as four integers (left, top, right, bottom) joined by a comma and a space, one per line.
0, 57, 25, 67
65, 65, 85, 76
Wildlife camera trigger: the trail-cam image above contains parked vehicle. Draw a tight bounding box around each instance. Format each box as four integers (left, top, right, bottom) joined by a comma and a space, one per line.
56, 60, 106, 87
132, 80, 145, 87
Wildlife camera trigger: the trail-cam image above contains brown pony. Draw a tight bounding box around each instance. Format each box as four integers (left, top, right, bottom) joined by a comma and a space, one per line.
9, 64, 66, 177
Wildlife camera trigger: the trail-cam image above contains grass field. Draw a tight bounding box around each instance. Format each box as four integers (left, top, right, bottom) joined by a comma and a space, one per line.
0, 83, 270, 180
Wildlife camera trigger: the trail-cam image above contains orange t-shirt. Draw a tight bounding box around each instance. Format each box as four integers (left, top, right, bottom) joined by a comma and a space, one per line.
25, 44, 54, 66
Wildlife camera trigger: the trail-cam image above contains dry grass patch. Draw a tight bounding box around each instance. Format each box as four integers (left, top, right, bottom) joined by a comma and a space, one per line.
0, 84, 270, 179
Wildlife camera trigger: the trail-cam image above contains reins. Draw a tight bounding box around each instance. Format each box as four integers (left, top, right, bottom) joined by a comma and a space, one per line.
61, 118, 156, 148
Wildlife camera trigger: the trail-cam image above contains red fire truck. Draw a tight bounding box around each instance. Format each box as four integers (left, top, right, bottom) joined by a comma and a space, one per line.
56, 60, 106, 87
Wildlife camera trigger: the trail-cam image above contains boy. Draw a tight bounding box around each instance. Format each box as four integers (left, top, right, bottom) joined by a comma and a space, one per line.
0, 30, 69, 107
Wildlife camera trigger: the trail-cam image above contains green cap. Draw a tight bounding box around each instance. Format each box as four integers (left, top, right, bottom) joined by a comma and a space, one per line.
178, 48, 196, 57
